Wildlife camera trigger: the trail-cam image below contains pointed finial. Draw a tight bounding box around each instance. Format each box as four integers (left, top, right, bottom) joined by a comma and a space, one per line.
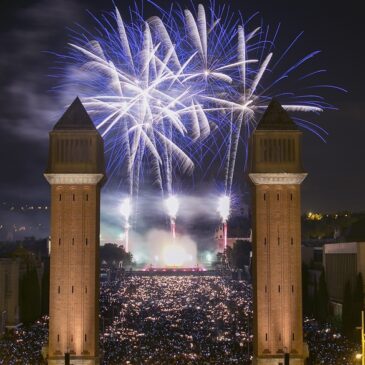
256, 99, 298, 131
53, 97, 96, 131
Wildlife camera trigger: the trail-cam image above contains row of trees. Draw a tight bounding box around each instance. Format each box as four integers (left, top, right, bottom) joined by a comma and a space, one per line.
225, 240, 251, 270
100, 243, 133, 267
342, 273, 364, 339
19, 265, 42, 324
8, 247, 45, 325
302, 265, 330, 323
302, 264, 364, 339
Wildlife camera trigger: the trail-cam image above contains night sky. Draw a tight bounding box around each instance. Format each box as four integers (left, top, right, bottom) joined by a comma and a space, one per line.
0, 0, 364, 222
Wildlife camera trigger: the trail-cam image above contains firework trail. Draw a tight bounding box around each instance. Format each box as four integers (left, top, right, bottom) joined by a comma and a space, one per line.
217, 195, 230, 250
120, 197, 132, 252
164, 195, 180, 240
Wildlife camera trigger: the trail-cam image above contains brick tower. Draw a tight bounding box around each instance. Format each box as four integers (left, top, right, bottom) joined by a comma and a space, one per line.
249, 100, 307, 365
44, 97, 105, 364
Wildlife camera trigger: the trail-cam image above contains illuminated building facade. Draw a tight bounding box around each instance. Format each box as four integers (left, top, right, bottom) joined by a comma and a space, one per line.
214, 224, 252, 251
323, 242, 365, 316
45, 98, 105, 364
249, 100, 307, 364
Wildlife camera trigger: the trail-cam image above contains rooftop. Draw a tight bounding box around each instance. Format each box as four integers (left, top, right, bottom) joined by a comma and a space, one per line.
53, 97, 96, 131
256, 99, 298, 131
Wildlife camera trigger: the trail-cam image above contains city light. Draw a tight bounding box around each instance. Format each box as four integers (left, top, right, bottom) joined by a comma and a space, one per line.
307, 212, 323, 221
206, 252, 213, 263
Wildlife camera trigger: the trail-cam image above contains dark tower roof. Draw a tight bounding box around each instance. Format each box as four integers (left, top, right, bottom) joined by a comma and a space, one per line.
53, 97, 96, 131
256, 99, 298, 131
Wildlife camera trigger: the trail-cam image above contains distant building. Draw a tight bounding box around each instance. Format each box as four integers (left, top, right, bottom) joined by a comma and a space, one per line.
0, 258, 21, 332
0, 246, 45, 332
301, 246, 323, 267
215, 221, 252, 251
0, 310, 5, 335
323, 242, 365, 316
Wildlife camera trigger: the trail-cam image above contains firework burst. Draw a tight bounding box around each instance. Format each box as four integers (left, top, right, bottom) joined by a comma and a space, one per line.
57, 1, 342, 201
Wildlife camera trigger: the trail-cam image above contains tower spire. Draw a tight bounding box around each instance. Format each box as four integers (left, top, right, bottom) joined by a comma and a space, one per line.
256, 99, 298, 131
249, 100, 308, 364
53, 97, 96, 131
45, 98, 105, 365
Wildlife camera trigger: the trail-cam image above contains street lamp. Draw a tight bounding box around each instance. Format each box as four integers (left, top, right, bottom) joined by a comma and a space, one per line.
283, 349, 289, 365
356, 311, 365, 365
361, 311, 365, 365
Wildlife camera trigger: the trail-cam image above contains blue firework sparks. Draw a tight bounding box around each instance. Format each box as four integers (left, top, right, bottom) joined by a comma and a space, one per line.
56, 1, 342, 198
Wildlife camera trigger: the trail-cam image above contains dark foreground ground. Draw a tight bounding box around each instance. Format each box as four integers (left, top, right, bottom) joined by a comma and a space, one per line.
0, 275, 359, 364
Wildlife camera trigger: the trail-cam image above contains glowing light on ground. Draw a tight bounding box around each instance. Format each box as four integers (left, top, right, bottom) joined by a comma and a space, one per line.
128, 229, 198, 268
162, 244, 188, 267
206, 253, 213, 263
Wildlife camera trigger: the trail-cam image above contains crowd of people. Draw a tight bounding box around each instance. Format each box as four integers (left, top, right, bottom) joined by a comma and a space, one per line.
100, 276, 252, 364
0, 274, 361, 364
304, 318, 360, 364
0, 317, 48, 364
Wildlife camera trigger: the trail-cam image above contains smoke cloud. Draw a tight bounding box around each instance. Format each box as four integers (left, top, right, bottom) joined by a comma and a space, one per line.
128, 229, 198, 268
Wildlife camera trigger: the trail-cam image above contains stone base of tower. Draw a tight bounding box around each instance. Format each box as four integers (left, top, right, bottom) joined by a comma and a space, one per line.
253, 355, 305, 365
48, 356, 100, 365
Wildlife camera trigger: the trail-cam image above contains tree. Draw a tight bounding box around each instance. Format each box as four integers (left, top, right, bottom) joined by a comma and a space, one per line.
100, 243, 132, 267
346, 217, 365, 242
302, 263, 310, 316
41, 258, 50, 316
342, 280, 353, 337
213, 252, 226, 270
225, 246, 233, 269
19, 271, 28, 324
29, 267, 41, 321
352, 273, 364, 330
312, 276, 319, 319
19, 265, 41, 324
231, 240, 251, 270
317, 269, 330, 323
